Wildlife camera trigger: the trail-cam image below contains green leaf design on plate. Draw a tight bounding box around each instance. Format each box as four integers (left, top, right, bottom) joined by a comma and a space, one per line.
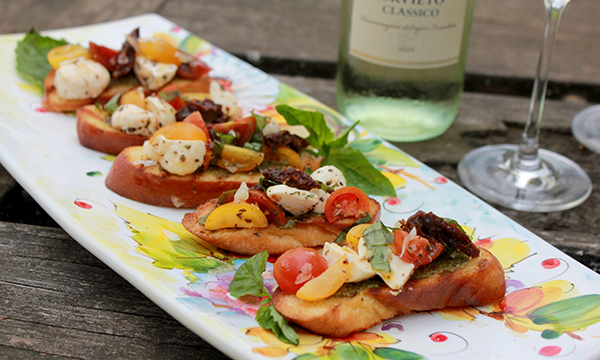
373, 347, 426, 360
114, 203, 234, 277
86, 171, 102, 177
349, 139, 420, 168
530, 294, 600, 337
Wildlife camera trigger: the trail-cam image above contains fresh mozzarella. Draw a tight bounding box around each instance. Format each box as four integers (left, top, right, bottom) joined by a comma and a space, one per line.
209, 80, 242, 119
145, 96, 176, 128
261, 116, 281, 136
266, 184, 319, 216
322, 242, 375, 282
311, 165, 346, 190
134, 55, 177, 90
310, 188, 329, 214
143, 135, 206, 176
375, 251, 415, 291
111, 104, 158, 136
234, 182, 249, 202
54, 58, 110, 100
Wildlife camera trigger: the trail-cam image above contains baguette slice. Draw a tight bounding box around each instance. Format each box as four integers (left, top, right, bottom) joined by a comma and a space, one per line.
42, 69, 94, 112
272, 248, 505, 338
105, 146, 262, 208
182, 198, 381, 255
76, 105, 147, 155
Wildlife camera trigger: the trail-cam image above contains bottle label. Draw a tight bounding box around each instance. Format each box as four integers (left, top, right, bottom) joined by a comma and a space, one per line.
349, 0, 468, 69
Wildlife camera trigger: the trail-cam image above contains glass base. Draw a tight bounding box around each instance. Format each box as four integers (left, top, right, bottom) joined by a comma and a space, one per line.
458, 144, 592, 212
572, 105, 600, 155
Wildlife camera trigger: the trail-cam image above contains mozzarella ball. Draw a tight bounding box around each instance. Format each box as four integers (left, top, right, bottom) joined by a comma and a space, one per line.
134, 55, 177, 90
111, 104, 158, 136
266, 184, 319, 216
311, 166, 346, 190
145, 96, 176, 128
54, 58, 110, 100
143, 135, 206, 176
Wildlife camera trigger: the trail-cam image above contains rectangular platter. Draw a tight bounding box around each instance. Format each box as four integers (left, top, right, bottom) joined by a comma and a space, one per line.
1, 14, 599, 360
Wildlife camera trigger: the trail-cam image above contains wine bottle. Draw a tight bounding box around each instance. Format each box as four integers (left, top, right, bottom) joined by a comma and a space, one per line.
335, 0, 476, 142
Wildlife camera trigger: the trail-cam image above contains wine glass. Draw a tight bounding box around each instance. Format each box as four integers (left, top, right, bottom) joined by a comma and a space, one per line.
457, 0, 592, 212
572, 105, 600, 155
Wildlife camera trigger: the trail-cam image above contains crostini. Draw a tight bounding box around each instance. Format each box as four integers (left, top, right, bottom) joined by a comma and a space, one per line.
42, 28, 215, 114
265, 211, 506, 338
182, 166, 381, 254
105, 112, 320, 208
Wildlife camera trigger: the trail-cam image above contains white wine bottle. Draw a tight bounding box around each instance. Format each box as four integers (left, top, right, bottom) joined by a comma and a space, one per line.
335, 0, 476, 142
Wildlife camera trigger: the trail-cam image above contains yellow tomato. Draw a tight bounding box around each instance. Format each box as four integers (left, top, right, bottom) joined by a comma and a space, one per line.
47, 45, 91, 69
217, 145, 264, 172
120, 88, 146, 109
264, 147, 303, 169
150, 122, 208, 143
137, 36, 182, 66
296, 255, 350, 301
345, 223, 370, 250
204, 202, 268, 230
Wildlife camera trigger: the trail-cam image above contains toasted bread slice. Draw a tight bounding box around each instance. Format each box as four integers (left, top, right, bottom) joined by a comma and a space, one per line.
76, 105, 147, 155
181, 198, 381, 255
42, 69, 94, 112
105, 146, 262, 208
272, 248, 505, 338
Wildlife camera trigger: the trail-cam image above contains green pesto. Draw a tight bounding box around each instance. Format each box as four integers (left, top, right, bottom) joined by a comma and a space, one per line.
332, 277, 386, 298
411, 251, 470, 280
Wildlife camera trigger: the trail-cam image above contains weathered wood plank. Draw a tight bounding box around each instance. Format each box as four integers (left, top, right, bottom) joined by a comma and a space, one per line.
0, 223, 230, 359
1, 0, 599, 85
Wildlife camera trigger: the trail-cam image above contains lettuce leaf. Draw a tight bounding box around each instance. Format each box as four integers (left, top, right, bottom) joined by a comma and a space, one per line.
15, 29, 68, 90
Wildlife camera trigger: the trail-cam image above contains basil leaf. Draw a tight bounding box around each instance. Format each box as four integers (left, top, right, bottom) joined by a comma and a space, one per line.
328, 120, 359, 150
243, 141, 263, 151
370, 246, 391, 272
158, 89, 180, 102
363, 221, 394, 247
325, 147, 396, 197
256, 305, 299, 345
103, 93, 121, 115
275, 104, 334, 151
334, 213, 372, 243
211, 141, 225, 164
228, 251, 270, 298
15, 29, 68, 90
251, 110, 267, 131
213, 131, 237, 145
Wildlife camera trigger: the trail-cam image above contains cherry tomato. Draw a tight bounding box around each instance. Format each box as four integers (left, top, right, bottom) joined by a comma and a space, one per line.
217, 189, 287, 226
182, 111, 211, 141
177, 59, 212, 80
324, 187, 370, 223
213, 115, 257, 146
273, 248, 329, 295
393, 229, 444, 268
89, 42, 119, 72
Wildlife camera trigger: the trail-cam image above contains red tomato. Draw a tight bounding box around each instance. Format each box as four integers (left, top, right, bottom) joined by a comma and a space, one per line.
213, 115, 257, 146
183, 111, 211, 141
88, 42, 119, 72
273, 248, 329, 294
177, 59, 212, 79
324, 187, 370, 223
217, 189, 287, 226
393, 229, 444, 268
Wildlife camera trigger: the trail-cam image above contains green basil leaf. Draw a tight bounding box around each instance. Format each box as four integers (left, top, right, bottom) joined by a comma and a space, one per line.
334, 213, 372, 243
275, 104, 333, 151
328, 120, 359, 150
210, 141, 225, 164
104, 93, 121, 115
363, 221, 394, 247
324, 147, 396, 197
15, 29, 69, 90
256, 305, 300, 345
370, 246, 391, 272
228, 251, 270, 298
158, 89, 180, 102
243, 141, 263, 151
251, 110, 267, 131
213, 131, 237, 145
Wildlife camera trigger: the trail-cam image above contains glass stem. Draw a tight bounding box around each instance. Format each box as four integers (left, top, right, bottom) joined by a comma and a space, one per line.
513, 3, 566, 170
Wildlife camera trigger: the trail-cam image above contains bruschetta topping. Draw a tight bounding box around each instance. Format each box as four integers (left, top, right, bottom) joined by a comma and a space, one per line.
133, 55, 178, 90
53, 58, 110, 100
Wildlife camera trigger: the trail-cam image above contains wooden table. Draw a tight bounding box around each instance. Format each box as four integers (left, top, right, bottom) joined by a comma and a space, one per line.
1, 1, 599, 359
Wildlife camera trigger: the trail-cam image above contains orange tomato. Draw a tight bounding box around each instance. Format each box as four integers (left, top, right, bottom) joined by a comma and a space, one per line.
150, 122, 208, 143
137, 36, 182, 66
47, 44, 90, 69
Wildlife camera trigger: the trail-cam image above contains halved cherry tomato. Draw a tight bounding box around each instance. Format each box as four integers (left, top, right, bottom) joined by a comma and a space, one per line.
182, 111, 211, 141
137, 36, 182, 66
324, 187, 370, 223
218, 189, 287, 226
150, 122, 208, 143
47, 44, 90, 69
273, 248, 329, 295
177, 59, 212, 80
213, 115, 257, 146
393, 229, 444, 268
88, 42, 119, 72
